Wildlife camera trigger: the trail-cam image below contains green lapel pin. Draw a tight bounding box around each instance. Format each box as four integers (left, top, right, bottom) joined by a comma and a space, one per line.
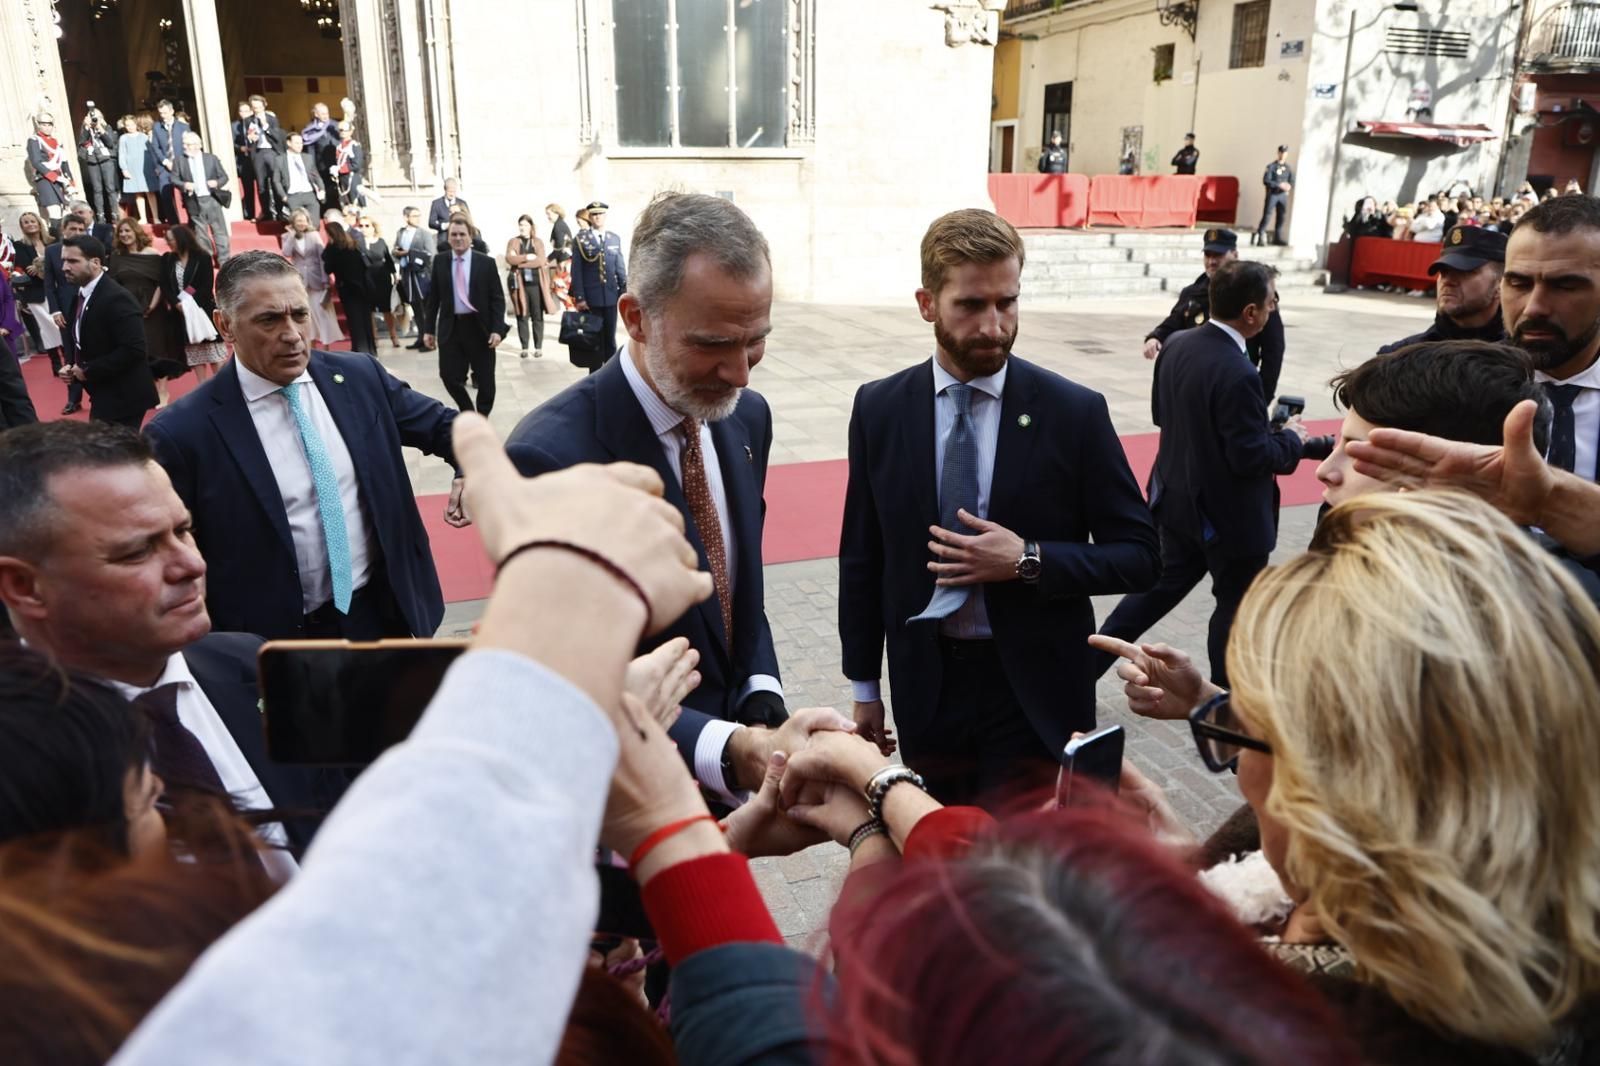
333, 373, 345, 384
1017, 414, 1032, 428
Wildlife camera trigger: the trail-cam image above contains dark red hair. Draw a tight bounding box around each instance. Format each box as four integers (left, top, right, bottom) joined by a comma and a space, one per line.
826, 805, 1355, 1065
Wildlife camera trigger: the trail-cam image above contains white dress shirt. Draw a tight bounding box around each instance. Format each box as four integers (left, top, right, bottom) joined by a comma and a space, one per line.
109, 652, 297, 881
286, 153, 314, 195
619, 346, 779, 805
73, 269, 105, 348
236, 359, 374, 612
1536, 356, 1600, 482
1212, 319, 1249, 355
185, 152, 210, 197
851, 356, 1008, 704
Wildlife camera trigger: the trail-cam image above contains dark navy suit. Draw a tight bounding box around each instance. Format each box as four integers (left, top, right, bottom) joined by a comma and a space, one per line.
839, 356, 1159, 798
145, 350, 458, 641
1096, 322, 1304, 685
505, 355, 783, 766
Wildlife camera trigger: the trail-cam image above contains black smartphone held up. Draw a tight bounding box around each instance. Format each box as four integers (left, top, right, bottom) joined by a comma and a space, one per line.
259, 639, 469, 766
1056, 724, 1126, 807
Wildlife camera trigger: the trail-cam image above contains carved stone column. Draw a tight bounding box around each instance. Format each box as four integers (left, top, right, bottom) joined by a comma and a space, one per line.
0, 0, 72, 214
180, 0, 241, 218
340, 0, 409, 187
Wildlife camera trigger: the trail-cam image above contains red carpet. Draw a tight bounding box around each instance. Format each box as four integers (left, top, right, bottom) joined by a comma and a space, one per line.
416, 417, 1343, 603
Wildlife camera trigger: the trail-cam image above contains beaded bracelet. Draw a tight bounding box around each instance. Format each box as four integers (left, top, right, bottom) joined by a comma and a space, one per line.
864, 766, 928, 825
846, 818, 888, 855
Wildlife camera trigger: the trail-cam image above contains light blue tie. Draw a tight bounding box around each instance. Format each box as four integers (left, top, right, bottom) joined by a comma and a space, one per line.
282, 381, 353, 614
910, 383, 979, 623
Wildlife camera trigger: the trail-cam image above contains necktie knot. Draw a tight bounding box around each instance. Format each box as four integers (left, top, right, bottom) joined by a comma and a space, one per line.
134, 682, 185, 724
680, 416, 701, 442
1547, 382, 1583, 409
947, 382, 974, 417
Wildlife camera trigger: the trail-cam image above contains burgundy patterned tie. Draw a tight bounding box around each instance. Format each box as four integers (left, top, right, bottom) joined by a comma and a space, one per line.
134, 682, 226, 794
680, 417, 732, 648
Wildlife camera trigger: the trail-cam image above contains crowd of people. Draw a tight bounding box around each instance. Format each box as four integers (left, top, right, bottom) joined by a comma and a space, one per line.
1345, 179, 1585, 248
1, 110, 1600, 1065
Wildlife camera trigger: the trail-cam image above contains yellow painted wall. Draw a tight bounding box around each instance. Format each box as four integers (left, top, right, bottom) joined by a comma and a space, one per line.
993, 37, 1021, 121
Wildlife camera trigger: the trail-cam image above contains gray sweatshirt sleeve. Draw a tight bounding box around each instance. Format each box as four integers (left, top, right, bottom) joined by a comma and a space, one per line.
112, 649, 619, 1066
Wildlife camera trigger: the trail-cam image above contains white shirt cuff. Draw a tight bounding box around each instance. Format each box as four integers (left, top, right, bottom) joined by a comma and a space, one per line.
850, 679, 882, 703
692, 718, 749, 809
736, 673, 783, 705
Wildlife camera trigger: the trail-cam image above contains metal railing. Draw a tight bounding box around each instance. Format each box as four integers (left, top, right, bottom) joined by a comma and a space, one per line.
1525, 0, 1600, 70
1004, 0, 1066, 20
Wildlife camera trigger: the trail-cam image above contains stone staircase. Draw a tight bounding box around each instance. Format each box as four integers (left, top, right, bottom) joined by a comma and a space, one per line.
1020, 230, 1326, 300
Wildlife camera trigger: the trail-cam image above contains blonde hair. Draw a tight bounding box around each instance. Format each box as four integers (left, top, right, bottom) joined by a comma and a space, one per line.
1228, 490, 1600, 1048
113, 218, 152, 253
919, 209, 1025, 294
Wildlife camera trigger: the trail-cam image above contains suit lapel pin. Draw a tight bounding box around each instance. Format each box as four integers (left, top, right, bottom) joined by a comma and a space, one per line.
744, 444, 753, 462
1017, 414, 1032, 428
333, 373, 345, 384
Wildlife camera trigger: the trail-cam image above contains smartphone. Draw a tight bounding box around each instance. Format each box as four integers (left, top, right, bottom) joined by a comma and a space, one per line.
258, 639, 468, 766
1056, 725, 1125, 806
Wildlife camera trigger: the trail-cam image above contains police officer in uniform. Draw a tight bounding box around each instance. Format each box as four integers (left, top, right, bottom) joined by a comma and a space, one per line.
1171, 133, 1199, 175
1376, 226, 1507, 355
1143, 228, 1283, 399
1254, 145, 1294, 246
1037, 131, 1068, 175
569, 199, 627, 372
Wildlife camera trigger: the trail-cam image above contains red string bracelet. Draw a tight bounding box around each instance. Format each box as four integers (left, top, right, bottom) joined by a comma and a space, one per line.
495, 539, 651, 620
628, 814, 721, 870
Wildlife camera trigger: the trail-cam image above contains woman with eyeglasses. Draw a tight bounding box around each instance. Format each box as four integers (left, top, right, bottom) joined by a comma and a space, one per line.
1109, 490, 1600, 1063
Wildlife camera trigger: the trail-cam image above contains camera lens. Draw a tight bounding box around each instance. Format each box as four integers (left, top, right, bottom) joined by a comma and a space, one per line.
1303, 435, 1336, 462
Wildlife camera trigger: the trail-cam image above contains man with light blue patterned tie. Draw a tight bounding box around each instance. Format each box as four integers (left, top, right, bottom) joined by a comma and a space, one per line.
146, 252, 471, 640
839, 210, 1159, 808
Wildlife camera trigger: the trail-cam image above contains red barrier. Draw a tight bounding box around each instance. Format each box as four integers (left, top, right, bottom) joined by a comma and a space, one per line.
987, 173, 1090, 229
1087, 175, 1201, 228
1197, 176, 1239, 223
1349, 237, 1439, 291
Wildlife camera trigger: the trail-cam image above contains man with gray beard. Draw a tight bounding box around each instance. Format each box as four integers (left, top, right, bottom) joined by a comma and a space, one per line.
1501, 195, 1600, 481
506, 192, 843, 808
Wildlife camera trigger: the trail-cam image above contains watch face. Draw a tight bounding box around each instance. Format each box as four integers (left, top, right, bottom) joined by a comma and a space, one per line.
1019, 556, 1043, 581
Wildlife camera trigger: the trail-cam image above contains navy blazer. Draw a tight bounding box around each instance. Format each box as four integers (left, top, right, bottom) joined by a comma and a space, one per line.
838, 356, 1159, 754
148, 119, 190, 190
1148, 322, 1304, 558
184, 631, 346, 856
145, 351, 459, 640
505, 355, 782, 753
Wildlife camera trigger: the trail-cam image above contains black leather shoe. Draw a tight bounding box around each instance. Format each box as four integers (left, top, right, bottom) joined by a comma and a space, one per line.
61, 402, 81, 415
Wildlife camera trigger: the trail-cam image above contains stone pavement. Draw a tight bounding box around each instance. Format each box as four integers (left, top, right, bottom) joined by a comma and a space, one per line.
420, 284, 1434, 948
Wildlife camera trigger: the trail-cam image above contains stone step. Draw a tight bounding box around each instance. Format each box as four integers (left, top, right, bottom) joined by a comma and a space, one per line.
1024, 260, 1152, 280
1108, 232, 1202, 247
1029, 276, 1169, 298
1021, 231, 1114, 248
1025, 246, 1136, 265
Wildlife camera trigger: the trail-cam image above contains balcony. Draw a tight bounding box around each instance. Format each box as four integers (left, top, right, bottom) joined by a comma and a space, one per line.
1525, 0, 1600, 73
1004, 0, 1067, 21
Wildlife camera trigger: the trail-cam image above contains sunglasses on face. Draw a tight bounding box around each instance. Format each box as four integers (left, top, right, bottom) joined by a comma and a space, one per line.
1189, 692, 1272, 773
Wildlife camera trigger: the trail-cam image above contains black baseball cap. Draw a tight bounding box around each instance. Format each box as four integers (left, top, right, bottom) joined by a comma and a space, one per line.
1429, 226, 1507, 274
1202, 228, 1238, 254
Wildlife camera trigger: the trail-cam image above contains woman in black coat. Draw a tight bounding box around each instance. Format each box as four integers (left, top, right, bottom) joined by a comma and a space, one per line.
321, 221, 377, 355
358, 216, 400, 348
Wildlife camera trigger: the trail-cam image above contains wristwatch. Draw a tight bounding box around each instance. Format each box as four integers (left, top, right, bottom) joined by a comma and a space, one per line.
1016, 540, 1042, 583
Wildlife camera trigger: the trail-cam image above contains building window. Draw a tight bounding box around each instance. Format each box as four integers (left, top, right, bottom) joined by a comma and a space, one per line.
613, 0, 790, 149
1152, 43, 1175, 83
1229, 0, 1270, 69
1042, 80, 1072, 151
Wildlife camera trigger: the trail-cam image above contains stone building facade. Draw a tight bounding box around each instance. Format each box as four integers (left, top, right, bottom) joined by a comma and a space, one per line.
3, 0, 1005, 303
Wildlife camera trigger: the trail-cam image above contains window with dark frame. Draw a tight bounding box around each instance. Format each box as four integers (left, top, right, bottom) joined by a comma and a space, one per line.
1153, 43, 1175, 83
1229, 0, 1271, 69
612, 0, 788, 149
1042, 80, 1072, 152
